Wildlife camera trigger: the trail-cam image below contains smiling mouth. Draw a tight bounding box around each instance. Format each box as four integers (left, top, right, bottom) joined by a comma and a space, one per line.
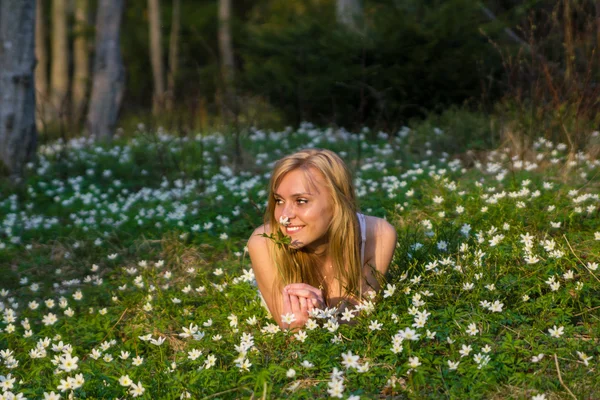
285, 225, 304, 234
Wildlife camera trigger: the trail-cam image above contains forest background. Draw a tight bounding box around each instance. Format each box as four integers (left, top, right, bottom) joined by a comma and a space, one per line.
2, 0, 600, 179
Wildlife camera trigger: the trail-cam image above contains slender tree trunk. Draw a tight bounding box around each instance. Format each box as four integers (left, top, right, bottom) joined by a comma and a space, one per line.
596, 0, 600, 71
86, 0, 125, 141
35, 0, 48, 130
148, 0, 165, 115
50, 0, 69, 122
563, 0, 574, 83
0, 0, 38, 180
218, 0, 235, 122
336, 0, 363, 33
72, 0, 90, 127
166, 0, 180, 111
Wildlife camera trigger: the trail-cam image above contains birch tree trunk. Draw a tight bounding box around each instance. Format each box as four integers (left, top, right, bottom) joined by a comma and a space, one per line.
336, 0, 363, 33
86, 0, 125, 141
35, 0, 48, 130
166, 0, 180, 111
72, 0, 90, 126
0, 0, 38, 180
148, 0, 166, 115
50, 0, 69, 122
218, 0, 235, 122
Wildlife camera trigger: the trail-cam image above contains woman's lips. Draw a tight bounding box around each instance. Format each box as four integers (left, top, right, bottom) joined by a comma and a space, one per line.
285, 225, 304, 234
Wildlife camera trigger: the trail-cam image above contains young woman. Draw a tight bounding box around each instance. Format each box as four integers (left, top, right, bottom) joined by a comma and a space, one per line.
247, 148, 397, 329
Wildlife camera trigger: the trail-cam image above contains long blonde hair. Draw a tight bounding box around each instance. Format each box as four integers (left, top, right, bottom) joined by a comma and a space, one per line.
264, 148, 362, 305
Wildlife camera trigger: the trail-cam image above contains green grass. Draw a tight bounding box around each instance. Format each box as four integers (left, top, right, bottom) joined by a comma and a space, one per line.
0, 122, 599, 399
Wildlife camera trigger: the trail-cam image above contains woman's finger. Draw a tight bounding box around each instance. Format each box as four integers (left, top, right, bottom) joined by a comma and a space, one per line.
290, 294, 301, 314
286, 288, 318, 300
298, 296, 308, 313
285, 283, 322, 295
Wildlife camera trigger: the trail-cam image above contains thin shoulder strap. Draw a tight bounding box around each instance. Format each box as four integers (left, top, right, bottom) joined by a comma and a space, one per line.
357, 213, 366, 266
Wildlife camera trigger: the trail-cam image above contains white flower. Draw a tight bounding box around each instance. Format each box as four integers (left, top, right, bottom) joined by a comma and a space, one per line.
576, 351, 593, 367
531, 353, 544, 363
447, 360, 459, 370
301, 360, 314, 368
204, 354, 217, 369
368, 320, 382, 331
286, 368, 296, 378
0, 373, 15, 390
42, 313, 58, 326
187, 349, 203, 360
43, 391, 61, 400
132, 356, 144, 366
383, 284, 396, 298
459, 344, 472, 358
58, 353, 79, 372
107, 253, 118, 260
587, 262, 598, 271
398, 327, 420, 341
408, 356, 421, 369
281, 313, 296, 326
548, 325, 564, 338
466, 322, 479, 336
119, 375, 133, 386
149, 336, 166, 346
327, 377, 345, 398
130, 381, 145, 397
279, 215, 291, 226
531, 394, 546, 400
341, 351, 360, 369
294, 330, 307, 343
489, 301, 503, 313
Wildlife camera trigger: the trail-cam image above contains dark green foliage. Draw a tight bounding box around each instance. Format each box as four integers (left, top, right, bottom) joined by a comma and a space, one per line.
240, 0, 504, 130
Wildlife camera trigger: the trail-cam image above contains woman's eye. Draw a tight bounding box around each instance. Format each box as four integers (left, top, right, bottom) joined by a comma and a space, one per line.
275, 199, 283, 205
297, 199, 307, 205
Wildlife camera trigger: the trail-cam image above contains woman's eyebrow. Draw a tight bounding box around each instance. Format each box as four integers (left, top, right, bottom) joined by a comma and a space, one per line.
273, 192, 312, 197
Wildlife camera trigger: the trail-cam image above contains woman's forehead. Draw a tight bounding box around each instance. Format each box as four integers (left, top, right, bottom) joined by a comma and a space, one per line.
276, 167, 327, 194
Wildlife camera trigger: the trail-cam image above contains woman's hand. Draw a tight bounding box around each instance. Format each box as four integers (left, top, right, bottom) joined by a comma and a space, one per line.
281, 283, 325, 329
284, 283, 325, 312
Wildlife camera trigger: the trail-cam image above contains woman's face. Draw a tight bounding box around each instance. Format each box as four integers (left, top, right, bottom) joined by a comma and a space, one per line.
273, 167, 334, 252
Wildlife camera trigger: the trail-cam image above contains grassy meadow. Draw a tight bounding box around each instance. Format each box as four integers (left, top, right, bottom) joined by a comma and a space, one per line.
1, 122, 599, 399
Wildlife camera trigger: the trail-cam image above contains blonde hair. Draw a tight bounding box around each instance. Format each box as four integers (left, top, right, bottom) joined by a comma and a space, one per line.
264, 148, 362, 305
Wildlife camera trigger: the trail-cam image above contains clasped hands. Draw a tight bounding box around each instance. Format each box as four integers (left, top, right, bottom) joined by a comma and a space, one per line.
281, 283, 325, 327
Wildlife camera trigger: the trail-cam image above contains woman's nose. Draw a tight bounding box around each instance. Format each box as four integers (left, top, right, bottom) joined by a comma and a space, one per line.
282, 204, 295, 219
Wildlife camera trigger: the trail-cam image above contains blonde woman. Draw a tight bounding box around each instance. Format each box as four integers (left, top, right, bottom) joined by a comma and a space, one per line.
248, 148, 397, 329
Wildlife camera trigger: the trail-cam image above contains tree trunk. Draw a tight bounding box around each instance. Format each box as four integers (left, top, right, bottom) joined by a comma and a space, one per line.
0, 0, 38, 180
50, 0, 69, 122
166, 0, 180, 111
336, 0, 363, 33
72, 0, 90, 127
148, 0, 165, 115
35, 0, 48, 130
563, 0, 574, 83
218, 0, 235, 122
596, 0, 600, 72
86, 0, 125, 141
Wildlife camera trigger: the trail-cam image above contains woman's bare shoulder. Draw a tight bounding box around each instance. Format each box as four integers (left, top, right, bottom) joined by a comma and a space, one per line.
247, 223, 272, 250
250, 223, 271, 236
362, 215, 397, 274
364, 215, 397, 240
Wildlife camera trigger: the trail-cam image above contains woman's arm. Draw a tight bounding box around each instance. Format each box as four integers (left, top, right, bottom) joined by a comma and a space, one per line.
247, 225, 313, 330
